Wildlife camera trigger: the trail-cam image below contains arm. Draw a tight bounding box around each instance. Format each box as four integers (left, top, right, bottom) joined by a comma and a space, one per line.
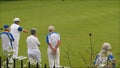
55, 33, 61, 49
52, 40, 60, 54
36, 37, 40, 46
48, 43, 57, 55
55, 40, 61, 49
93, 55, 99, 66
23, 29, 28, 33
46, 34, 56, 54
18, 27, 28, 34
54, 34, 61, 54
48, 43, 54, 51
108, 53, 116, 67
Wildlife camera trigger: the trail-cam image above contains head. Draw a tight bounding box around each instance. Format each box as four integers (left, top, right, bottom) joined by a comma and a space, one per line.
31, 28, 36, 35
100, 42, 112, 55
13, 17, 21, 24
3, 24, 10, 32
48, 25, 55, 33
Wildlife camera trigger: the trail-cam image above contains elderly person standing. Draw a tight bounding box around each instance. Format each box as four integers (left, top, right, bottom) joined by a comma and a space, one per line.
93, 42, 116, 68
0, 25, 14, 67
46, 25, 61, 68
10, 17, 28, 59
26, 28, 41, 66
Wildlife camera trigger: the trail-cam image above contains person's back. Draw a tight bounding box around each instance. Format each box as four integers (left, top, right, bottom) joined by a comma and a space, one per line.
27, 35, 40, 50
26, 28, 41, 66
46, 26, 61, 68
0, 25, 14, 66
10, 23, 21, 39
1, 32, 12, 51
47, 32, 60, 48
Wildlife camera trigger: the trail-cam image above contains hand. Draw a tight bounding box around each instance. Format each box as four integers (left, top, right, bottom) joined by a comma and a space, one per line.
23, 29, 28, 34
52, 48, 57, 55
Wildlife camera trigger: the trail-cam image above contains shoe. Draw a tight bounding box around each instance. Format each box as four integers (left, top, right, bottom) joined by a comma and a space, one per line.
8, 64, 13, 68
9, 58, 13, 64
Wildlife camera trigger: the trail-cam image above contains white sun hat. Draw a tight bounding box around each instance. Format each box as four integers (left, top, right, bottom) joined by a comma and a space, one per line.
13, 17, 21, 22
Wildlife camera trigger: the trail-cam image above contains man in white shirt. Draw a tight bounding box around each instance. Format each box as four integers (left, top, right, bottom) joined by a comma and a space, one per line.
10, 17, 28, 58
0, 24, 14, 65
46, 25, 61, 68
26, 28, 41, 66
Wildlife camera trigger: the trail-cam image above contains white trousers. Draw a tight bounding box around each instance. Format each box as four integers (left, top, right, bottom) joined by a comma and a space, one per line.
3, 47, 13, 64
28, 49, 41, 63
13, 40, 19, 58
3, 47, 11, 57
47, 47, 60, 68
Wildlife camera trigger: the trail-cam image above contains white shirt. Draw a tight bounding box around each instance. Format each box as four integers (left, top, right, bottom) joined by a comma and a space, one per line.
0, 32, 14, 50
26, 35, 40, 49
46, 32, 60, 48
10, 23, 22, 43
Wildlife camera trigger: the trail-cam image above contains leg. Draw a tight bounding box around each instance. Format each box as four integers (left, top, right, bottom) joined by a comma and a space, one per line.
35, 50, 41, 63
16, 40, 19, 58
28, 50, 40, 66
28, 51, 34, 63
13, 41, 18, 58
13, 38, 19, 58
3, 49, 13, 64
48, 47, 54, 68
36, 51, 42, 67
55, 48, 60, 67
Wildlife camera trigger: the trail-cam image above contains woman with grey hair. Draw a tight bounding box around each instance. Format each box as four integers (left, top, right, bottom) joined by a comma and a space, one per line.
93, 42, 116, 68
26, 28, 41, 66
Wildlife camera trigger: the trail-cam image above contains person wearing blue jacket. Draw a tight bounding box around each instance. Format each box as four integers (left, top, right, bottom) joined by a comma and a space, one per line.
93, 43, 116, 68
0, 24, 14, 67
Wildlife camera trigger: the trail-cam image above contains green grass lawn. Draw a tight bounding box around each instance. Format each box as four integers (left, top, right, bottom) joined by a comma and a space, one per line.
0, 0, 119, 67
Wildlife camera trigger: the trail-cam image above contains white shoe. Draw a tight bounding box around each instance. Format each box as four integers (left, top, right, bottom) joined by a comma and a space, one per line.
8, 64, 13, 68
39, 63, 42, 67
9, 58, 13, 64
